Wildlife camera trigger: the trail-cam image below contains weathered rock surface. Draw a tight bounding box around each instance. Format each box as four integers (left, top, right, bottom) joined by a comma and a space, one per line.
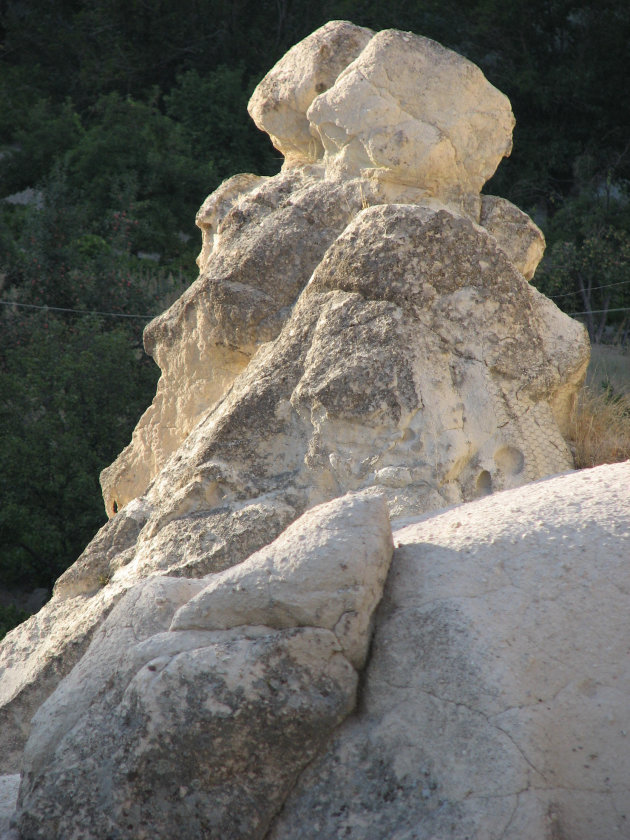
0, 776, 19, 837
268, 461, 630, 840
0, 20, 597, 839
14, 494, 392, 840
248, 20, 374, 165
480, 194, 546, 280
307, 28, 514, 216
100, 20, 536, 519
100, 168, 373, 515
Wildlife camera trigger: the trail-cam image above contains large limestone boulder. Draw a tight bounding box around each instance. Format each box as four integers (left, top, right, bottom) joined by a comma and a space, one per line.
100, 19, 537, 519
269, 461, 630, 840
13, 494, 392, 840
0, 18, 589, 819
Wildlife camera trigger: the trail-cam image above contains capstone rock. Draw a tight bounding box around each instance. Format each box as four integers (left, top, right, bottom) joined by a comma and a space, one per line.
248, 20, 374, 165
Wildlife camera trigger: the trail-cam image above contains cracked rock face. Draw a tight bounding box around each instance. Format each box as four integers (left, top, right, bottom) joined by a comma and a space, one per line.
14, 494, 392, 840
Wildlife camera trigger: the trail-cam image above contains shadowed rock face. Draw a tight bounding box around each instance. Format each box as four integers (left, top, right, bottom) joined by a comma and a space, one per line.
0, 20, 598, 840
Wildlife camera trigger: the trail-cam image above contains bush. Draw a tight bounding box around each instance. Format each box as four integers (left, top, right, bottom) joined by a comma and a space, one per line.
0, 315, 160, 590
567, 381, 630, 469
0, 603, 30, 642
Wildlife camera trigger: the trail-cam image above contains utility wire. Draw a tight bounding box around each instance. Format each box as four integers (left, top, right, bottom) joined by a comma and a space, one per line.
550, 278, 630, 300
4, 298, 630, 322
568, 307, 630, 316
0, 300, 157, 320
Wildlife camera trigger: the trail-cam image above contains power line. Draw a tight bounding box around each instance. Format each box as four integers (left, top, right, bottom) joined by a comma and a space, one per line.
568, 307, 630, 316
550, 278, 630, 300
4, 298, 630, 323
0, 300, 157, 320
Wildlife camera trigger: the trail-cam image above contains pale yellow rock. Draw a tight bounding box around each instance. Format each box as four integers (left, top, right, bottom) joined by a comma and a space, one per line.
0, 23, 593, 804
480, 194, 546, 280
248, 20, 373, 164
307, 29, 514, 214
101, 23, 530, 518
195, 172, 266, 271
100, 169, 375, 515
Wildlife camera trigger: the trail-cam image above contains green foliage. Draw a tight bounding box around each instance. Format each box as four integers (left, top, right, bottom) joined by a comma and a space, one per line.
0, 98, 83, 195
0, 604, 30, 642
536, 224, 630, 342
0, 315, 160, 589
62, 91, 210, 259
165, 66, 279, 180
3, 166, 188, 311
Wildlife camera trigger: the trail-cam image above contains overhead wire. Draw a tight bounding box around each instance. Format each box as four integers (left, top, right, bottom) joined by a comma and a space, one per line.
549, 278, 630, 300
0, 300, 157, 320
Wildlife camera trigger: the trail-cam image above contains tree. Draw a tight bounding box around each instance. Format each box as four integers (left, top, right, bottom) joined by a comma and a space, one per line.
0, 315, 159, 590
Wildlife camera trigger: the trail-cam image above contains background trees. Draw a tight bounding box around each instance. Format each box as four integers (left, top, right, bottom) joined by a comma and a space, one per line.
1, 0, 629, 633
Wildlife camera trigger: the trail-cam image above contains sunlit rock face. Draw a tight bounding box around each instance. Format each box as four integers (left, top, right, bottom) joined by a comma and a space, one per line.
0, 22, 595, 840
15, 494, 393, 840
268, 462, 630, 840
101, 20, 570, 519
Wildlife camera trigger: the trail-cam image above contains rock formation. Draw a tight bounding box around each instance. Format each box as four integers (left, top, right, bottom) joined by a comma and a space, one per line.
269, 462, 630, 840
15, 494, 392, 840
0, 20, 612, 840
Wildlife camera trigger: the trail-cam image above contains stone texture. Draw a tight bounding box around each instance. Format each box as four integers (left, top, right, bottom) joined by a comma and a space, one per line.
0, 200, 587, 776
99, 21, 557, 520
268, 461, 630, 840
0, 20, 595, 831
0, 585, 121, 775
480, 194, 546, 280
248, 20, 373, 164
0, 775, 19, 837
307, 29, 514, 215
195, 173, 266, 272
15, 494, 391, 840
100, 168, 379, 516
170, 491, 393, 669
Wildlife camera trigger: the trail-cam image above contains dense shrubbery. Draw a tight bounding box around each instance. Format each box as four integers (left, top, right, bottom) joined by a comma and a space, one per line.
1, 0, 629, 639
0, 603, 29, 640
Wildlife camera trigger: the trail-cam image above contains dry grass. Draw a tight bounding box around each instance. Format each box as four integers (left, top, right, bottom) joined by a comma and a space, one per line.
567, 383, 630, 469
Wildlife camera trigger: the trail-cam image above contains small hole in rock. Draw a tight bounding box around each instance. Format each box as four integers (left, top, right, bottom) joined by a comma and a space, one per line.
493, 445, 524, 475
475, 470, 492, 497
112, 500, 118, 514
